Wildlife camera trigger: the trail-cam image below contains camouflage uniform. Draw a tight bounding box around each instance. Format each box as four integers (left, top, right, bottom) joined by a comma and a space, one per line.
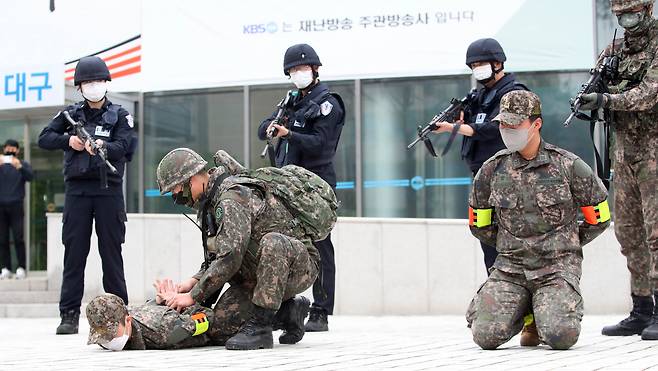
87, 293, 215, 350
601, 17, 658, 298
466, 91, 610, 350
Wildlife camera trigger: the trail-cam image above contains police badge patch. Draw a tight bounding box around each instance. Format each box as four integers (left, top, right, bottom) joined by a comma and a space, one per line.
320, 101, 333, 116
126, 115, 134, 128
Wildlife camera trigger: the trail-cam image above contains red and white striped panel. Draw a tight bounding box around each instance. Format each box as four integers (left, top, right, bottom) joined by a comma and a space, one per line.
65, 36, 141, 83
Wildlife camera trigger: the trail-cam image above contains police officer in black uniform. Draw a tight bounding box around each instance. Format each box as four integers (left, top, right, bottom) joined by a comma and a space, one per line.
433, 38, 528, 272
258, 44, 345, 332
38, 56, 135, 335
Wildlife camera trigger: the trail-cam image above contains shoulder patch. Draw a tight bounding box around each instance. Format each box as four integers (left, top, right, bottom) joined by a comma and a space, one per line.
320, 101, 333, 116
126, 115, 134, 128
215, 206, 224, 222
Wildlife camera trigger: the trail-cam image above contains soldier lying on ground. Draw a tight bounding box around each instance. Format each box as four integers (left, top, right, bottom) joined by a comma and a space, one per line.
86, 279, 214, 351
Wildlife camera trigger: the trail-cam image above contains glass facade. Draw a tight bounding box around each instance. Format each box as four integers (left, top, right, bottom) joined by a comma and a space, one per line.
0, 3, 625, 269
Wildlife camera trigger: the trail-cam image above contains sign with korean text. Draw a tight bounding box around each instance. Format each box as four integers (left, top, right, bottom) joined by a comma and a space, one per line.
0, 65, 64, 109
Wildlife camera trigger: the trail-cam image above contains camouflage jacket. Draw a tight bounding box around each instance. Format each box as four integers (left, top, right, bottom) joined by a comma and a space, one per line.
602, 19, 658, 161
469, 141, 609, 280
189, 168, 319, 304
125, 301, 213, 350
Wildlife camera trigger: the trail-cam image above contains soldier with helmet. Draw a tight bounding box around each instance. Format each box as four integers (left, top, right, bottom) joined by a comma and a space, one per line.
38, 56, 136, 335
467, 91, 610, 350
156, 148, 328, 350
577, 0, 658, 340
257, 43, 345, 332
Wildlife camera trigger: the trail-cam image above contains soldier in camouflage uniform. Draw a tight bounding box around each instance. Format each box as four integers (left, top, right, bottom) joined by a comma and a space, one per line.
86, 293, 214, 350
466, 91, 610, 350
155, 148, 322, 350
579, 0, 658, 340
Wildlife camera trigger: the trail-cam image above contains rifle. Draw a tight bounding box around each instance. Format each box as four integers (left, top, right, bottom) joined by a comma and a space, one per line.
563, 30, 619, 189
407, 88, 476, 157
260, 90, 297, 166
62, 110, 117, 189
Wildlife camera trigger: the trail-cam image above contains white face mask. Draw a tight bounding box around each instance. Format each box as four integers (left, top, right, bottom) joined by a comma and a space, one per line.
100, 319, 129, 351
81, 81, 108, 103
499, 124, 536, 152
290, 70, 314, 89
472, 64, 493, 82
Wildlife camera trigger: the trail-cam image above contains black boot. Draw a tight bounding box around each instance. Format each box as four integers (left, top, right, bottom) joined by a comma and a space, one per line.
225, 305, 276, 350
273, 296, 310, 344
56, 310, 79, 335
304, 307, 329, 332
641, 291, 658, 340
602, 295, 653, 336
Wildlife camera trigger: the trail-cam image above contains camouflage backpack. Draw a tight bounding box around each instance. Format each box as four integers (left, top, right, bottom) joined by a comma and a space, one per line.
228, 165, 338, 241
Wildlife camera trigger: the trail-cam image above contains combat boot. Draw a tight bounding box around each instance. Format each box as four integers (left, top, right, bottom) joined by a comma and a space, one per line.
520, 315, 540, 346
56, 310, 79, 335
304, 307, 329, 332
602, 295, 653, 336
641, 292, 658, 340
273, 296, 310, 344
225, 305, 275, 350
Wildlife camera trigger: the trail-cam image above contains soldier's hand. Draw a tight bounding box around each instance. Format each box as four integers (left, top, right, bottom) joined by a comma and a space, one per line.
271, 123, 289, 138
432, 121, 454, 134
69, 136, 85, 151
166, 293, 194, 313
580, 93, 608, 111
177, 277, 198, 293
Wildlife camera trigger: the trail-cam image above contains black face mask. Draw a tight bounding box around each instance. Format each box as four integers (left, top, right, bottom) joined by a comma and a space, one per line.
3, 151, 16, 156
172, 181, 194, 207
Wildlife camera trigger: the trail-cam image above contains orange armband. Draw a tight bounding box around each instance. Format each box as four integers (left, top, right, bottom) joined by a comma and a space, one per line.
469, 207, 493, 228
580, 200, 611, 225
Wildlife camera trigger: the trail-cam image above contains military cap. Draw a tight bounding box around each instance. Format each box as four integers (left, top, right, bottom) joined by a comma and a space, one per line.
610, 0, 652, 13
493, 90, 542, 127
86, 293, 128, 345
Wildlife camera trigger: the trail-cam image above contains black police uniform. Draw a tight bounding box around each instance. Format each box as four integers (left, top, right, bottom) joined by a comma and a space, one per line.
258, 81, 345, 315
461, 73, 528, 270
38, 100, 133, 314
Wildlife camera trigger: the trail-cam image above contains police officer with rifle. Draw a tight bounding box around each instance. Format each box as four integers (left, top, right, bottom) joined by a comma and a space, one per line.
38, 56, 136, 335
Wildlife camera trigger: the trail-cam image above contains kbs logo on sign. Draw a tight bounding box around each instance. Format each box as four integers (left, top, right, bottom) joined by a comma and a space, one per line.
243, 22, 278, 34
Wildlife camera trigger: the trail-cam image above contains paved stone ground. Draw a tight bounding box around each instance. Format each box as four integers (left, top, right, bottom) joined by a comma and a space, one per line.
1, 315, 658, 370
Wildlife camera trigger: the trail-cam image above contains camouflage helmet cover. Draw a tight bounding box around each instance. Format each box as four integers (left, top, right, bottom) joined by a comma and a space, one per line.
610, 0, 653, 13
156, 148, 208, 194
86, 293, 128, 345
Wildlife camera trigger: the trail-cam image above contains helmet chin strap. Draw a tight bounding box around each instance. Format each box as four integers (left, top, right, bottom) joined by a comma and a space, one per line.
478, 62, 504, 85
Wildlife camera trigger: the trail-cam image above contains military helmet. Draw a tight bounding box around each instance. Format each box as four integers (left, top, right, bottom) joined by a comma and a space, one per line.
73, 56, 111, 86
283, 44, 322, 76
465, 38, 507, 66
86, 293, 128, 345
156, 148, 208, 195
610, 0, 653, 13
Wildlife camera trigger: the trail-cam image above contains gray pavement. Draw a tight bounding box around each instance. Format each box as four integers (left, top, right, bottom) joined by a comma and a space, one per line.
1, 315, 658, 370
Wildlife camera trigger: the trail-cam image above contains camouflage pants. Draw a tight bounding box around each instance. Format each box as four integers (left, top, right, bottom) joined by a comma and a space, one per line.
467, 270, 583, 350
613, 156, 658, 296
207, 232, 318, 343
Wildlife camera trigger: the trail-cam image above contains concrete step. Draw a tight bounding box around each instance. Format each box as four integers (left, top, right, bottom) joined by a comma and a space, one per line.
0, 273, 49, 292
0, 291, 60, 304
0, 303, 89, 318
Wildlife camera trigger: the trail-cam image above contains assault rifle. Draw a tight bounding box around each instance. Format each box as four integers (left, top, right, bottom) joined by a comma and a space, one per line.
260, 90, 297, 166
62, 110, 117, 189
407, 89, 476, 157
563, 30, 620, 189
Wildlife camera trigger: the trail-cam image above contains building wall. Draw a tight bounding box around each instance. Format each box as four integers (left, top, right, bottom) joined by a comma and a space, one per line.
46, 214, 631, 315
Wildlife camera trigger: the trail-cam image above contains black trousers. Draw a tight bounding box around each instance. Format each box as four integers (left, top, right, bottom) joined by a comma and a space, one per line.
0, 202, 26, 270
311, 234, 335, 315
59, 194, 128, 314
